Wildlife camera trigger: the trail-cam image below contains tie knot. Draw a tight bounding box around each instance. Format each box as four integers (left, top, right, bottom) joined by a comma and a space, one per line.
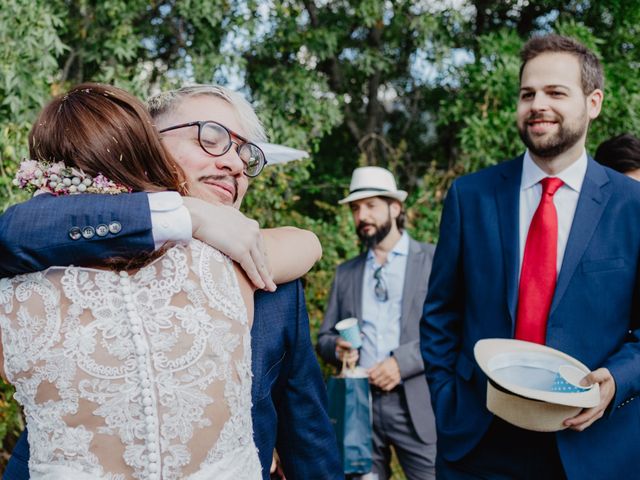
540, 177, 564, 197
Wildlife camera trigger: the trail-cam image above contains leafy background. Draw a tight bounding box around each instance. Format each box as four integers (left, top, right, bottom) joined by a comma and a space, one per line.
2, 0, 640, 475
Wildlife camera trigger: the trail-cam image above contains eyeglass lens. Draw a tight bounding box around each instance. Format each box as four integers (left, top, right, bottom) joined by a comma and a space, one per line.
238, 143, 264, 176
201, 122, 264, 177
373, 266, 388, 302
200, 122, 232, 156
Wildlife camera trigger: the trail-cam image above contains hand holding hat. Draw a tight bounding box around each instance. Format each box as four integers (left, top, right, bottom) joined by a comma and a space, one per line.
474, 339, 602, 432
563, 367, 616, 432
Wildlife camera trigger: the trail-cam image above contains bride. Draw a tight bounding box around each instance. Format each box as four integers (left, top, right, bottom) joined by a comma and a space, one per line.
0, 84, 321, 480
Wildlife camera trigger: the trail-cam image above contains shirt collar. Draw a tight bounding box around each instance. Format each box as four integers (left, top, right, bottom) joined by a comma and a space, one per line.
366, 230, 410, 264
521, 149, 588, 193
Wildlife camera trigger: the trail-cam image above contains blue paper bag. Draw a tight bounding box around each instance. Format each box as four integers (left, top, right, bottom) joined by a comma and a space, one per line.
326, 375, 373, 475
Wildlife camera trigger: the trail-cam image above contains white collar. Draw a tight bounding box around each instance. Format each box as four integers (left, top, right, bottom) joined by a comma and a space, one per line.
521, 149, 588, 193
366, 230, 409, 263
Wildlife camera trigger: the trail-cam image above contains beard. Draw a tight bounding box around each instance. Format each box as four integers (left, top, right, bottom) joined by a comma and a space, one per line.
518, 113, 588, 159
357, 216, 393, 250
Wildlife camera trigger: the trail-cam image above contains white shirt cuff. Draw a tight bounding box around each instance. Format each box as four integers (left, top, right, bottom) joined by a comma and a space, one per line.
148, 192, 192, 249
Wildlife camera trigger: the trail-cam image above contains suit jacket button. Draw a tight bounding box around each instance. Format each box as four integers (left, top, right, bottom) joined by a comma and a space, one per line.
82, 226, 95, 239
109, 221, 122, 234
69, 227, 82, 240
96, 224, 109, 237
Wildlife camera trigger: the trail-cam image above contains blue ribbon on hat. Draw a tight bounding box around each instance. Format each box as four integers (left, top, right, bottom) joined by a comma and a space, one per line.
551, 370, 591, 393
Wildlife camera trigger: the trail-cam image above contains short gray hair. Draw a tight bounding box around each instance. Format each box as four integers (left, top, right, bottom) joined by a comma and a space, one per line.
147, 84, 267, 142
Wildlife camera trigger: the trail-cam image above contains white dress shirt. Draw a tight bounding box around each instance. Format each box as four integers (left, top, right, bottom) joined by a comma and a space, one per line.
359, 231, 409, 369
148, 192, 192, 249
518, 150, 588, 276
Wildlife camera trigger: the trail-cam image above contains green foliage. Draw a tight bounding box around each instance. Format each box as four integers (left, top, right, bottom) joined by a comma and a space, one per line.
2, 2, 640, 476
438, 29, 523, 171
554, 18, 640, 151
0, 382, 22, 465
0, 0, 65, 211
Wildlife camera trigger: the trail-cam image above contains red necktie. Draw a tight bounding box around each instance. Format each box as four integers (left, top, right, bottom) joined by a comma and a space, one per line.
515, 177, 564, 344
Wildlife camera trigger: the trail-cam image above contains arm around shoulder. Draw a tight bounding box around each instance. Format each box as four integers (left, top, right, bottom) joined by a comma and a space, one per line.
185, 197, 321, 290
0, 193, 153, 277
262, 227, 322, 285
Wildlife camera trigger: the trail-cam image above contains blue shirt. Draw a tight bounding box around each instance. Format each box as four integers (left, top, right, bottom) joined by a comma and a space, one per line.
359, 231, 409, 369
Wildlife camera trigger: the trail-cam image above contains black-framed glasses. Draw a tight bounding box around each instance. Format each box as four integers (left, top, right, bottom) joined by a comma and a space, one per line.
373, 266, 388, 302
159, 120, 267, 177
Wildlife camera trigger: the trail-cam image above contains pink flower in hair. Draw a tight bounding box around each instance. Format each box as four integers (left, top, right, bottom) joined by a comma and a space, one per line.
48, 162, 65, 175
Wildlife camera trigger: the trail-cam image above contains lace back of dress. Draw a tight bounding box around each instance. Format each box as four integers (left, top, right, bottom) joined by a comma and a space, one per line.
0, 241, 254, 480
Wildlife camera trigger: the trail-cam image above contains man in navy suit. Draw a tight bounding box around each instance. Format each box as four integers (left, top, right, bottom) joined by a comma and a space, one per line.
421, 34, 640, 479
0, 85, 342, 480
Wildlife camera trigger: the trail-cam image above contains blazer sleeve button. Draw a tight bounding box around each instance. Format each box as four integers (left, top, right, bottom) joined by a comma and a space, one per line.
108, 221, 122, 234
69, 227, 82, 240
82, 226, 96, 239
96, 224, 109, 237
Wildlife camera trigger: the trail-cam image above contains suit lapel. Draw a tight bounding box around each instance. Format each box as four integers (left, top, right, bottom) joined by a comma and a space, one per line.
352, 253, 366, 323
550, 158, 611, 315
495, 157, 524, 325
400, 238, 423, 338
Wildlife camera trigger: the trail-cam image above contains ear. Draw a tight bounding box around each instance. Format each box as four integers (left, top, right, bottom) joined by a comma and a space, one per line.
389, 200, 402, 219
586, 88, 604, 120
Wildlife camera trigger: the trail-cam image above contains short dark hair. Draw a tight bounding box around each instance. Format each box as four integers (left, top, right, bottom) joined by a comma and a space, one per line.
595, 133, 640, 174
382, 197, 405, 231
519, 34, 604, 95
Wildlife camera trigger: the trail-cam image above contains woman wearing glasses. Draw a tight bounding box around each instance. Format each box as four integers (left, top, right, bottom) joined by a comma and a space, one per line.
0, 83, 320, 480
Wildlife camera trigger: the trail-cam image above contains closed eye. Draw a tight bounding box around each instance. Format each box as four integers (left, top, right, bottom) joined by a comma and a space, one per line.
202, 139, 221, 148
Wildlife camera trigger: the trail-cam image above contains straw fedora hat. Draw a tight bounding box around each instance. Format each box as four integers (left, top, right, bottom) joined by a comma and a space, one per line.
339, 166, 408, 204
474, 338, 600, 432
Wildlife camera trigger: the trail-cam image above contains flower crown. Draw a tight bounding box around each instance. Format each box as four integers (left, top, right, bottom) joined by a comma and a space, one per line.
13, 159, 130, 196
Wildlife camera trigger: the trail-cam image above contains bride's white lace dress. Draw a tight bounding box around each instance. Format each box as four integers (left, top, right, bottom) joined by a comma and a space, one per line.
0, 241, 261, 480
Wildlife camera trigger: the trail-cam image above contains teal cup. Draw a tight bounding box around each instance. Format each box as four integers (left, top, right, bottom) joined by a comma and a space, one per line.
335, 317, 362, 349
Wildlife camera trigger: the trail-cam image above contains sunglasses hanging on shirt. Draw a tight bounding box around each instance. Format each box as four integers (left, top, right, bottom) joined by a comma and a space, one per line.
373, 265, 388, 302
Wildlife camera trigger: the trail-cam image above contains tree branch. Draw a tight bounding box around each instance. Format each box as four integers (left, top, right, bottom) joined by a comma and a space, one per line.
363, 21, 384, 161
303, 0, 361, 140
60, 50, 79, 84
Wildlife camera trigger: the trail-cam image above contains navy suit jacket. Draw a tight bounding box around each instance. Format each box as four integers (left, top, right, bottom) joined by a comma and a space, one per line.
421, 156, 640, 479
0, 193, 342, 480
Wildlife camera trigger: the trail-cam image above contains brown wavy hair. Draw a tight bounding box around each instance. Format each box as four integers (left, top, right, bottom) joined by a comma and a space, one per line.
29, 83, 187, 195
28, 83, 188, 270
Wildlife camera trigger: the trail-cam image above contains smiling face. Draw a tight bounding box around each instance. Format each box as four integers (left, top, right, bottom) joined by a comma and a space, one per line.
156, 95, 249, 208
517, 52, 603, 165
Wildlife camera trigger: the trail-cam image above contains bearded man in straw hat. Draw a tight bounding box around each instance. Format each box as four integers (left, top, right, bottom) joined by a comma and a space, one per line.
422, 34, 640, 479
317, 166, 437, 479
